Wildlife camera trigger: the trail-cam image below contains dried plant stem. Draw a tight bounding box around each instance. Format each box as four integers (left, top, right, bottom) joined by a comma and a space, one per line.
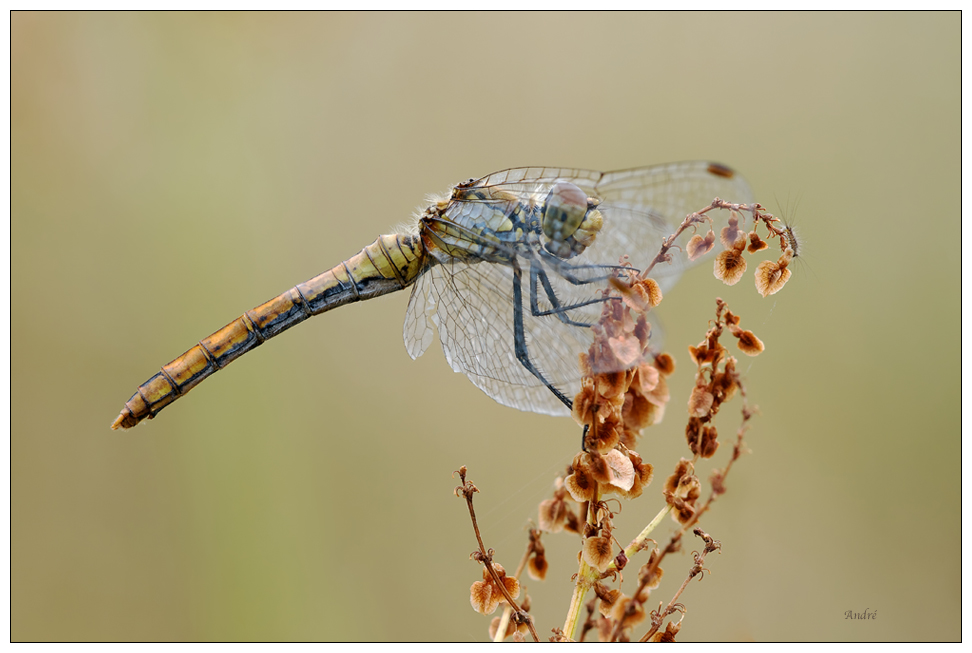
492, 530, 539, 642
561, 494, 601, 640
640, 529, 722, 642
562, 496, 673, 640
640, 198, 784, 280
623, 504, 672, 560
562, 557, 597, 641
456, 468, 540, 643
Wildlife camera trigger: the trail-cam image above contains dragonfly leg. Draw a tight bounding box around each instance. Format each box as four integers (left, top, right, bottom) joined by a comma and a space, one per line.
529, 262, 606, 328
539, 248, 635, 286
512, 261, 573, 410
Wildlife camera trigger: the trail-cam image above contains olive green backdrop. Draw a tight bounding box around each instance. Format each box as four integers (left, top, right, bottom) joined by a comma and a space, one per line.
12, 11, 959, 642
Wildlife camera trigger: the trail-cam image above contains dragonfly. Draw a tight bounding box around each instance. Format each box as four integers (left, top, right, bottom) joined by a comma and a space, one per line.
112, 161, 753, 430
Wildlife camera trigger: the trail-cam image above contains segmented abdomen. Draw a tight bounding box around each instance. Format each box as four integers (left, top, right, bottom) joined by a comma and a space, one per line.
112, 234, 427, 430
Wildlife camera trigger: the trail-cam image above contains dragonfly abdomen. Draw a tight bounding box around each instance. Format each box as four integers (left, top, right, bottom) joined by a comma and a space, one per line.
112, 234, 427, 430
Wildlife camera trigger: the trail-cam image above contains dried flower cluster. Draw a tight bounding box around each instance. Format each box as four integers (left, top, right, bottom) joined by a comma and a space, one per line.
681, 198, 797, 297
684, 298, 762, 462
470, 562, 520, 616
456, 193, 789, 642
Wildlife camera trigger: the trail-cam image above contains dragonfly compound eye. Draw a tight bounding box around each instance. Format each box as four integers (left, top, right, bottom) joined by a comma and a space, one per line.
542, 181, 587, 241
542, 182, 603, 259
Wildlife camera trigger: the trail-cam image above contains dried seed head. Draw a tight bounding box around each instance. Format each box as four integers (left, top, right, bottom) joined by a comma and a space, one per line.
755, 256, 792, 297
594, 582, 622, 616
571, 375, 607, 426
688, 384, 714, 417
622, 391, 655, 432
582, 535, 615, 573
653, 352, 675, 375
668, 495, 697, 524
645, 372, 670, 407
714, 247, 748, 285
609, 596, 647, 630
488, 616, 517, 641
614, 549, 628, 571
695, 425, 720, 459
652, 620, 681, 642
686, 229, 716, 261
571, 381, 598, 427
677, 473, 702, 502
597, 368, 631, 399
665, 458, 695, 495
469, 563, 520, 615
688, 344, 707, 366
639, 550, 664, 590
685, 417, 702, 451
709, 370, 736, 403
747, 230, 769, 253
527, 550, 548, 581
639, 278, 663, 308
584, 414, 622, 454
633, 362, 660, 395
616, 449, 654, 499
619, 426, 640, 450
563, 508, 582, 535
633, 314, 651, 348
578, 351, 594, 377
734, 329, 765, 356
616, 277, 661, 312
720, 219, 741, 250
587, 449, 636, 493
564, 456, 598, 503
538, 491, 570, 533
621, 361, 664, 432
606, 335, 641, 370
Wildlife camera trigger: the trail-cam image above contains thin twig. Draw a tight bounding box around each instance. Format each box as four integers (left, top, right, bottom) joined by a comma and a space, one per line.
640, 528, 722, 642
492, 528, 541, 642
455, 467, 540, 643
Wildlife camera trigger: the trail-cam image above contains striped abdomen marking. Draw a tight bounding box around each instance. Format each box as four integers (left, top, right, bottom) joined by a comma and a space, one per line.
112, 234, 427, 430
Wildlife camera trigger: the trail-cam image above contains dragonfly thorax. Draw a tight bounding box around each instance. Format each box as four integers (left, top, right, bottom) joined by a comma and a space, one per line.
541, 182, 604, 260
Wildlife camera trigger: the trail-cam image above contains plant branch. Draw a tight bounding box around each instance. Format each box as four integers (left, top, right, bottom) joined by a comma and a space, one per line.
641, 528, 721, 642
455, 467, 540, 642
492, 528, 541, 642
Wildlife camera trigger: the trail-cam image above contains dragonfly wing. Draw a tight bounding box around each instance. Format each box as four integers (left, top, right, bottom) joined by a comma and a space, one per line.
404, 270, 436, 359
472, 162, 754, 219
467, 162, 755, 292
596, 161, 754, 213
404, 162, 756, 416
594, 162, 755, 288
598, 162, 755, 284
407, 255, 615, 417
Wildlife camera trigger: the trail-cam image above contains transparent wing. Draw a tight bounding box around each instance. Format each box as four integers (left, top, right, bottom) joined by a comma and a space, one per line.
461, 161, 755, 290
403, 162, 755, 414
404, 255, 602, 416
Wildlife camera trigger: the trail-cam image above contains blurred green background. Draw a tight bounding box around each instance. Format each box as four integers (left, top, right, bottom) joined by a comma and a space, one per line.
12, 12, 959, 642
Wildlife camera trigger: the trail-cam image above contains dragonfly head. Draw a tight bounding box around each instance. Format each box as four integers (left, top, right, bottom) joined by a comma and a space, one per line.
542, 182, 604, 259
